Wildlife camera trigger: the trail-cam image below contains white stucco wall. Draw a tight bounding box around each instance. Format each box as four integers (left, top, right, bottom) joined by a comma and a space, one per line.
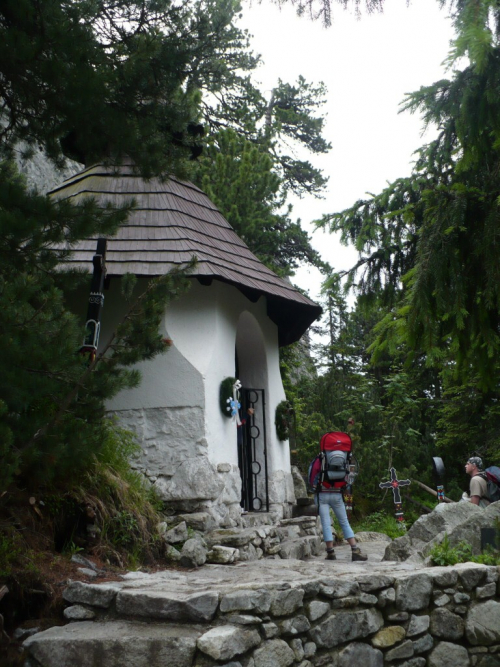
75, 275, 295, 520
166, 279, 289, 476
97, 277, 290, 477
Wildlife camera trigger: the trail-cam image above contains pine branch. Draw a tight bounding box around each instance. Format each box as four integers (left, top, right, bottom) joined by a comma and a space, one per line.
17, 263, 194, 455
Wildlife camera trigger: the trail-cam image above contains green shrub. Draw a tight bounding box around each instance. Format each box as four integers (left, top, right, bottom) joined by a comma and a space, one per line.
0, 535, 22, 578
429, 532, 500, 567
429, 534, 473, 566
69, 420, 166, 566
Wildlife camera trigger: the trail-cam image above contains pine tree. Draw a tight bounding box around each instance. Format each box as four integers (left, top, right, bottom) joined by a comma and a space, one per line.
318, 0, 500, 390
193, 128, 324, 275
273, 0, 383, 27
0, 0, 260, 490
0, 163, 192, 488
0, 0, 260, 175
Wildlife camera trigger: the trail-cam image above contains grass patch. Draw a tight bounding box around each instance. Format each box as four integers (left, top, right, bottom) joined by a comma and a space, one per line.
351, 510, 409, 539
68, 420, 166, 567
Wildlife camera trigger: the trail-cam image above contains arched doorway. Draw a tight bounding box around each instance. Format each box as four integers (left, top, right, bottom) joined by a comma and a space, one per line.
235, 312, 269, 512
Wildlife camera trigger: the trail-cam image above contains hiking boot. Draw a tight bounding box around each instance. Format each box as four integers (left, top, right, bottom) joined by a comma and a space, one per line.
351, 547, 367, 562
325, 549, 336, 561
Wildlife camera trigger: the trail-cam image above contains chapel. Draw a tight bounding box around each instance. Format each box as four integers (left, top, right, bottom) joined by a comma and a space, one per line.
49, 161, 322, 529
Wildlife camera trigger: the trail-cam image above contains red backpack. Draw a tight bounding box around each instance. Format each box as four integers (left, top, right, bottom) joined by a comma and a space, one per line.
308, 432, 352, 492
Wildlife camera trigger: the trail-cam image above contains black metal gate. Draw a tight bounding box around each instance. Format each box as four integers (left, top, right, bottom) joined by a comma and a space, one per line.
238, 388, 269, 512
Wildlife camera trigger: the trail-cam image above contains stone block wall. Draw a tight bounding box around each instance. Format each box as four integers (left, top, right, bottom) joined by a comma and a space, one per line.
25, 563, 500, 667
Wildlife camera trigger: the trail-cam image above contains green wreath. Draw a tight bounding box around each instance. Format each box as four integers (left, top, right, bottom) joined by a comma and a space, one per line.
220, 377, 238, 418
275, 400, 294, 441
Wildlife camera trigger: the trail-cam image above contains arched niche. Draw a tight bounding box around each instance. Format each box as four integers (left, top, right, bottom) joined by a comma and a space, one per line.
235, 311, 268, 390
235, 311, 270, 511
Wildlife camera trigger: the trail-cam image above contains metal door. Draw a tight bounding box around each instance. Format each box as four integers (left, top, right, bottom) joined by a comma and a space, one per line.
238, 388, 269, 512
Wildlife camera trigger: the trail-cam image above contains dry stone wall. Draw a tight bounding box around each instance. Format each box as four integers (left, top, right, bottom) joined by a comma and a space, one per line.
24, 563, 500, 667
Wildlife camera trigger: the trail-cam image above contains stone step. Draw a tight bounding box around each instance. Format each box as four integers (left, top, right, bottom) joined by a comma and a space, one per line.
24, 620, 202, 667
296, 496, 315, 506
279, 535, 323, 560
291, 502, 318, 518
240, 511, 278, 528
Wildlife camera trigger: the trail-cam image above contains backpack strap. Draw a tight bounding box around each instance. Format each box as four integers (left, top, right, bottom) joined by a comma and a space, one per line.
475, 472, 489, 498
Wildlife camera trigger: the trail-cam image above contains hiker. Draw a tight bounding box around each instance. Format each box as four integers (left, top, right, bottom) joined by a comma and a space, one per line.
464, 456, 490, 507
316, 490, 367, 561
309, 430, 367, 561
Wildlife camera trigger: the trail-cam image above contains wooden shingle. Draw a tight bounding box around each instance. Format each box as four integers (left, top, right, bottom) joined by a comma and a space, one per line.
49, 162, 322, 345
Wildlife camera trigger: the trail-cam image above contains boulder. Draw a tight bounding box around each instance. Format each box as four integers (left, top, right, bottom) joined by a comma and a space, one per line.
466, 599, 500, 645
206, 545, 240, 564
163, 521, 188, 544
177, 512, 218, 532
309, 608, 384, 648
385, 639, 414, 661
179, 538, 208, 568
371, 625, 406, 648
338, 642, 383, 667
430, 608, 464, 640
220, 589, 272, 614
115, 589, 218, 622
305, 600, 331, 622
444, 502, 500, 555
63, 606, 95, 621
407, 614, 430, 637
395, 573, 433, 611
270, 588, 304, 616
165, 544, 182, 562
384, 501, 482, 562
290, 637, 305, 661
204, 527, 258, 548
428, 640, 470, 667
412, 633, 434, 654
63, 582, 118, 608
319, 579, 360, 599
253, 639, 295, 667
278, 615, 311, 636
197, 625, 261, 661
279, 537, 321, 560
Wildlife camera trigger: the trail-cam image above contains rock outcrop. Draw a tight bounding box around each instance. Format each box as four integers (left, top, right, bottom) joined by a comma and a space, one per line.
384, 500, 500, 563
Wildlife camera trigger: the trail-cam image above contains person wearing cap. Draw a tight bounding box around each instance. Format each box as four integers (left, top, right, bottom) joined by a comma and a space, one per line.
465, 457, 490, 507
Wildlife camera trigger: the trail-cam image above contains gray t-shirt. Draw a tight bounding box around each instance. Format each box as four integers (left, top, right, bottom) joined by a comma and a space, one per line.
470, 474, 490, 505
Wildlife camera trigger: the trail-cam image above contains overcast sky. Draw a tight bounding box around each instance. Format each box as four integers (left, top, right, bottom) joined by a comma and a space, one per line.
238, 0, 455, 302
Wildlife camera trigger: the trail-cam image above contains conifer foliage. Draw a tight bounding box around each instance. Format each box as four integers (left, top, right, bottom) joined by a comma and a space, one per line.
195, 128, 324, 275
0, 0, 263, 490
0, 0, 258, 176
307, 0, 500, 486
0, 162, 192, 488
318, 0, 500, 391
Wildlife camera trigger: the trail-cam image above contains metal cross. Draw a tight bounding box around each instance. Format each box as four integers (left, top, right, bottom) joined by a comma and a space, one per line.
379, 467, 411, 505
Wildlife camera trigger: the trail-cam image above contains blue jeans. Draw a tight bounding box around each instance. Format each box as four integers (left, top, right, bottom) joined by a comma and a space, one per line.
315, 492, 355, 542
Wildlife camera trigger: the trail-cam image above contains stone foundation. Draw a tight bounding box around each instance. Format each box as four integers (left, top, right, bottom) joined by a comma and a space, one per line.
111, 407, 207, 478
111, 408, 297, 530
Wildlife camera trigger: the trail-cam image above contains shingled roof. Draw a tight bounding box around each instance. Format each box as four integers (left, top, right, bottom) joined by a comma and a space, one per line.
49, 162, 322, 346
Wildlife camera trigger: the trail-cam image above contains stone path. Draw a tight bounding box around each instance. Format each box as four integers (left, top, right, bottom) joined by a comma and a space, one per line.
175, 539, 422, 590
22, 536, 500, 667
